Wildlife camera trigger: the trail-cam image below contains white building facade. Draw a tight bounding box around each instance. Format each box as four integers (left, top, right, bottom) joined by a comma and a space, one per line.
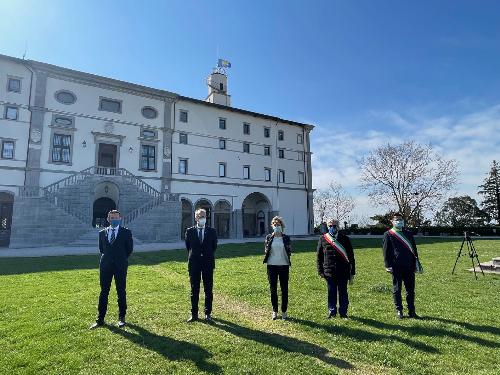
0, 54, 314, 248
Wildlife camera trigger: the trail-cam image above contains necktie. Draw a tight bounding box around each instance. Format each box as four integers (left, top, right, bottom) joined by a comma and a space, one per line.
110, 228, 116, 243
198, 228, 203, 243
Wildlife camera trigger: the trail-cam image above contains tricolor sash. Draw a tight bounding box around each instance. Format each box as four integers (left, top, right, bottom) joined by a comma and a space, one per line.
388, 229, 416, 257
323, 233, 350, 263
388, 229, 423, 273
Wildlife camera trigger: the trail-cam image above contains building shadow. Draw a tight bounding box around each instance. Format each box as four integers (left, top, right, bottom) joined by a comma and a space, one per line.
107, 323, 221, 373
288, 317, 439, 354
211, 318, 353, 370
351, 316, 499, 349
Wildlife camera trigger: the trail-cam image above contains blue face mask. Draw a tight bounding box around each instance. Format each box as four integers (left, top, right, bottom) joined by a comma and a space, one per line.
393, 220, 404, 229
273, 226, 282, 234
328, 226, 337, 235
110, 219, 121, 228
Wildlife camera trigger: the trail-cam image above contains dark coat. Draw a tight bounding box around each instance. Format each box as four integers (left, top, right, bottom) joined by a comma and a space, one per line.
263, 233, 292, 265
316, 231, 355, 279
98, 226, 133, 268
185, 226, 218, 271
382, 229, 419, 271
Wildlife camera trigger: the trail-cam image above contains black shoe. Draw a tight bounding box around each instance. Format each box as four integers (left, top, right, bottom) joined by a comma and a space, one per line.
90, 321, 104, 329
339, 314, 348, 319
117, 319, 126, 328
187, 315, 198, 323
396, 310, 404, 319
204, 314, 213, 322
327, 311, 337, 319
408, 311, 420, 319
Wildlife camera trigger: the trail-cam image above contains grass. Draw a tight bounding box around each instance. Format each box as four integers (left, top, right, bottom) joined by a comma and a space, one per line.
0, 238, 499, 375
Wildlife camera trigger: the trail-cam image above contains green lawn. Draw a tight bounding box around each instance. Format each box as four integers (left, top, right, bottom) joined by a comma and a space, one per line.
0, 238, 499, 375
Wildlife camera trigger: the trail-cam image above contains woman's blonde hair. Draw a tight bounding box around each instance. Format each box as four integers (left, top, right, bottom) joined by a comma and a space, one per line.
271, 216, 285, 229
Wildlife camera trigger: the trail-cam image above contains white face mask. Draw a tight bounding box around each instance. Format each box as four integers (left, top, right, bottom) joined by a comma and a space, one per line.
273, 225, 282, 234
197, 217, 206, 226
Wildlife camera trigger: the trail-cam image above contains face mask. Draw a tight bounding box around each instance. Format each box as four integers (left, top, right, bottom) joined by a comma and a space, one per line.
328, 226, 337, 235
393, 220, 404, 229
110, 219, 121, 227
273, 225, 282, 234
198, 218, 206, 226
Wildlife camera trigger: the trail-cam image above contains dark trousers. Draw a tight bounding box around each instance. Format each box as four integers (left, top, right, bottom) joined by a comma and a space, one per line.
189, 265, 214, 316
326, 276, 349, 315
392, 268, 415, 312
98, 261, 127, 322
267, 265, 289, 312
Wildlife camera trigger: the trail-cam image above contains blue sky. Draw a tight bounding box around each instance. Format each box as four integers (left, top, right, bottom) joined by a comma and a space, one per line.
1, 0, 499, 221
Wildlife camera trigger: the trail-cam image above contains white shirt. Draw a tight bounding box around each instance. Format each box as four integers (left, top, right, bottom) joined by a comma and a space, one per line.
107, 225, 119, 242
267, 236, 289, 266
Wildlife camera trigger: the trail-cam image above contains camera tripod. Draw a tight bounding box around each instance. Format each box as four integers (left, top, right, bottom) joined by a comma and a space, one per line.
452, 231, 485, 279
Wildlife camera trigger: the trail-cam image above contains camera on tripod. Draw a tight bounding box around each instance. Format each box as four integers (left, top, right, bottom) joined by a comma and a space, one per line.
452, 231, 484, 279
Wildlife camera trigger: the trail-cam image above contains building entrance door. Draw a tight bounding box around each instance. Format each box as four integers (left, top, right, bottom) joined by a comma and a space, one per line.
0, 193, 14, 247
98, 143, 117, 168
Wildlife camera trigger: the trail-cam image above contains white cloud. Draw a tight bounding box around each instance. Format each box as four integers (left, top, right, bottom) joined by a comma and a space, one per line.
311, 103, 500, 222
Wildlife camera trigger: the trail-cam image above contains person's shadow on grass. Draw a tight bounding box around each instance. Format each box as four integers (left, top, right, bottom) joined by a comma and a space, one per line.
351, 316, 500, 349
108, 323, 221, 373
288, 317, 439, 353
211, 318, 353, 370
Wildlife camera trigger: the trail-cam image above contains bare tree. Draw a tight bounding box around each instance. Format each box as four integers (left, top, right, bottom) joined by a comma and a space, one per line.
313, 189, 331, 226
313, 183, 355, 225
359, 141, 458, 225
328, 182, 355, 223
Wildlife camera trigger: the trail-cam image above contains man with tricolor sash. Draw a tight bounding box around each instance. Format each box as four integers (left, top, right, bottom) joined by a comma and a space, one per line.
317, 219, 356, 319
383, 212, 421, 319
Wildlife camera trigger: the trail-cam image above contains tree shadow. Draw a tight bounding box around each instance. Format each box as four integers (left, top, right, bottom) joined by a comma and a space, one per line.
211, 318, 353, 369
351, 317, 500, 349
107, 323, 221, 374
288, 317, 439, 353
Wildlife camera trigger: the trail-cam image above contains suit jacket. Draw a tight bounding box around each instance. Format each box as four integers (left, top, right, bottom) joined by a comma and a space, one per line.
316, 231, 355, 279
98, 226, 133, 268
185, 226, 218, 271
263, 233, 292, 265
382, 228, 418, 271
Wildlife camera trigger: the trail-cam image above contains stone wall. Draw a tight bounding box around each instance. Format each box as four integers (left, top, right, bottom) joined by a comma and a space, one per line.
127, 200, 181, 242
9, 196, 89, 248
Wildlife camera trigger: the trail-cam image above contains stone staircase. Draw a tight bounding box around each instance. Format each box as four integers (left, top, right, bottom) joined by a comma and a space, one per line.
10, 166, 181, 248
69, 228, 144, 247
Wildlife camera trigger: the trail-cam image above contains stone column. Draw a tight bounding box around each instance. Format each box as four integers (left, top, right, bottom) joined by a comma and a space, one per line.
304, 127, 314, 234
25, 71, 48, 188
161, 97, 175, 192
232, 209, 243, 239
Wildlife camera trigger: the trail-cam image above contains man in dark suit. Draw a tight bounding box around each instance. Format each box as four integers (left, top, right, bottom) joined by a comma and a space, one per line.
90, 210, 133, 329
383, 212, 420, 319
317, 219, 356, 319
185, 208, 218, 322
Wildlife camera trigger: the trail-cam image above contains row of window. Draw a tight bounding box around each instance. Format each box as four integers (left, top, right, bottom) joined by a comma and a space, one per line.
178, 132, 305, 161
1, 134, 306, 184
179, 110, 304, 144
5, 74, 160, 120
178, 159, 305, 184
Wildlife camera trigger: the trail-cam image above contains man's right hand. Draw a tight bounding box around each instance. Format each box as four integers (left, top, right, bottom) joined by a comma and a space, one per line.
385, 267, 393, 273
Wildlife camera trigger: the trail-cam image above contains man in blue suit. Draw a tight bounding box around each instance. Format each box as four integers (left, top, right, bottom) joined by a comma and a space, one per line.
185, 208, 218, 322
91, 210, 133, 329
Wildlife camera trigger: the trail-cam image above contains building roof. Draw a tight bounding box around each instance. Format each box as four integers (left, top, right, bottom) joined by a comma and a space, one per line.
0, 53, 314, 129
